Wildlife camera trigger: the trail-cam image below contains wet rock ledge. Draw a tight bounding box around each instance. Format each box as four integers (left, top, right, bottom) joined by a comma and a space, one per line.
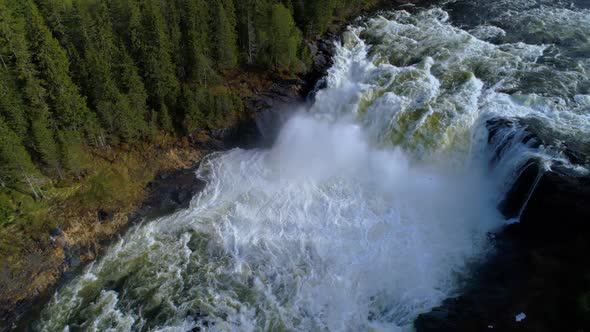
416, 117, 590, 332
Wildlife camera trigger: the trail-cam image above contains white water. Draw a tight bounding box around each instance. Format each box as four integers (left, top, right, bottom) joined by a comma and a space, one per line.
38, 1, 590, 331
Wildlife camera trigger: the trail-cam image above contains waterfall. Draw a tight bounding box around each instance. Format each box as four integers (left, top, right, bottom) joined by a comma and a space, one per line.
37, 1, 590, 331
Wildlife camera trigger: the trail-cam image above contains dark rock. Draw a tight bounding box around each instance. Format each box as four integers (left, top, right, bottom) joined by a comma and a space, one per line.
49, 227, 63, 237
563, 145, 587, 165
64, 247, 81, 269
304, 36, 337, 95
97, 209, 113, 222
190, 132, 227, 151
498, 158, 542, 220
415, 233, 530, 332
486, 117, 542, 167
519, 170, 590, 240
129, 165, 206, 223
417, 117, 590, 332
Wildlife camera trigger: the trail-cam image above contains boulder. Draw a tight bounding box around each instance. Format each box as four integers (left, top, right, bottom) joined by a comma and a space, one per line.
97, 209, 113, 222
48, 227, 63, 237
129, 166, 206, 223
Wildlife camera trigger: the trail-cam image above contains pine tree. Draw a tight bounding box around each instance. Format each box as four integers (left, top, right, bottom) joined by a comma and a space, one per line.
0, 116, 43, 198
304, 0, 334, 36
107, 0, 142, 51
24, 0, 95, 135
32, 0, 70, 42
180, 85, 206, 132
179, 0, 214, 82
269, 3, 302, 71
235, 0, 267, 65
0, 0, 375, 193
134, 0, 180, 132
57, 129, 88, 177
162, 0, 182, 78
112, 42, 149, 140
211, 0, 238, 70
66, 0, 146, 141
0, 0, 61, 173
71, 1, 117, 131
0, 68, 28, 138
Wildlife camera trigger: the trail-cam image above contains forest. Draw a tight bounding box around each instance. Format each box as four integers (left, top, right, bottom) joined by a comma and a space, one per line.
0, 0, 379, 240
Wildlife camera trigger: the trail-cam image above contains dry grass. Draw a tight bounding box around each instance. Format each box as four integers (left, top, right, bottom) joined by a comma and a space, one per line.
0, 137, 204, 312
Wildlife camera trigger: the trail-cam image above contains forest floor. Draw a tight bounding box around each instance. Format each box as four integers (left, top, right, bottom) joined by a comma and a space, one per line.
0, 135, 205, 329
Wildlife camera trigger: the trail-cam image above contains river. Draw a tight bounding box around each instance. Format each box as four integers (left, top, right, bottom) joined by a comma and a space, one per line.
36, 0, 590, 330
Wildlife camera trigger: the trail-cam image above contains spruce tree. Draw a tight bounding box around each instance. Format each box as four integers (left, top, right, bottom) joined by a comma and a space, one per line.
162, 0, 182, 78
113, 42, 149, 141
68, 0, 146, 142
304, 0, 334, 36
0, 68, 28, 138
180, 85, 205, 132
179, 0, 214, 83
135, 0, 179, 132
0, 0, 61, 173
269, 3, 302, 71
24, 0, 96, 136
211, 0, 239, 70
0, 116, 42, 197
57, 129, 88, 177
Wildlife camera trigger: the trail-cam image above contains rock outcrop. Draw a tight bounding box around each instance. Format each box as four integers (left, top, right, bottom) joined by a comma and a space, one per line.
416, 117, 590, 331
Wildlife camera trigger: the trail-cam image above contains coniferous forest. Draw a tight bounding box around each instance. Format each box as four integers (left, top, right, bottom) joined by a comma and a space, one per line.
0, 0, 380, 273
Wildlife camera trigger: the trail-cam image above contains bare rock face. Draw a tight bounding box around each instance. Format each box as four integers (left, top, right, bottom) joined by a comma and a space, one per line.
416, 117, 590, 332
128, 166, 206, 223
487, 117, 590, 239
519, 170, 590, 239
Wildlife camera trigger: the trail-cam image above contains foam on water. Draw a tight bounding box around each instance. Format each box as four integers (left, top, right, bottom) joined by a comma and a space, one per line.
38, 114, 501, 331
37, 1, 590, 331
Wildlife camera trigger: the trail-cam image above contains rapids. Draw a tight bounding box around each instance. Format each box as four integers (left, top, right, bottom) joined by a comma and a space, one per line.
36, 0, 590, 330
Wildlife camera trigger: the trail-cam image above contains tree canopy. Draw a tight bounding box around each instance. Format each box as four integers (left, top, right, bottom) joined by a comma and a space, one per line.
0, 0, 377, 200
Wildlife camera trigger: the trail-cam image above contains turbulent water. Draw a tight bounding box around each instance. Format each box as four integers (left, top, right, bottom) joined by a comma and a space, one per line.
37, 0, 590, 331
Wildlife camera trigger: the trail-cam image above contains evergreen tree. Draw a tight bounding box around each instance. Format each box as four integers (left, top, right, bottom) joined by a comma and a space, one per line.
24, 0, 95, 135
72, 1, 119, 131
269, 3, 302, 71
32, 0, 70, 42
0, 116, 42, 198
235, 0, 269, 65
57, 129, 88, 176
112, 42, 149, 140
162, 0, 183, 78
0, 68, 28, 138
211, 0, 239, 70
180, 85, 206, 132
304, 0, 334, 36
107, 0, 142, 51
0, 0, 61, 173
135, 0, 180, 132
179, 0, 214, 82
